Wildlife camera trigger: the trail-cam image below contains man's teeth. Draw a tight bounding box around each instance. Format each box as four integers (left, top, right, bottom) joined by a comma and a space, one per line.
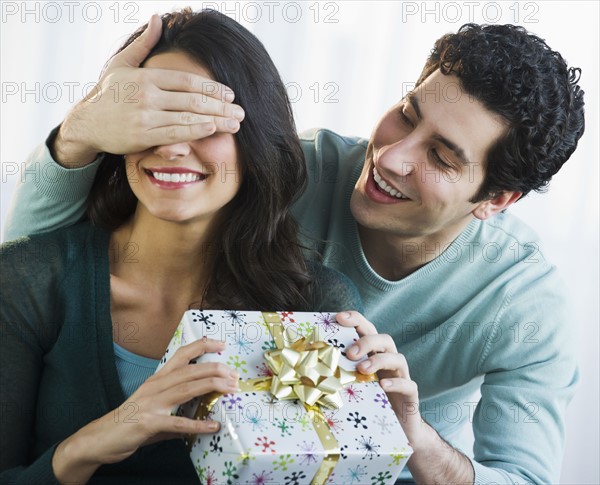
373, 168, 408, 199
151, 172, 202, 183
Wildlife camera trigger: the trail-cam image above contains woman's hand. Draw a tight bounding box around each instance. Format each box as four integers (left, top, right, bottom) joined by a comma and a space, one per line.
52, 338, 238, 484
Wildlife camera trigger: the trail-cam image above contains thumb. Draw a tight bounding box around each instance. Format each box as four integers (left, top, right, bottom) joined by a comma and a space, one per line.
116, 14, 163, 68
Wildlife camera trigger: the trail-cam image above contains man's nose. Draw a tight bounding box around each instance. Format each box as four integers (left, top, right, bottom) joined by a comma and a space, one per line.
377, 138, 418, 177
153, 142, 192, 161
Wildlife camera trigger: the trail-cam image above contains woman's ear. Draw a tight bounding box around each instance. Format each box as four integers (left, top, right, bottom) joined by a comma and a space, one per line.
472, 191, 522, 220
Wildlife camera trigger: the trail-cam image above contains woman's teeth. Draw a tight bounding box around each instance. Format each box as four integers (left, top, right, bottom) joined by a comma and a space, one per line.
373, 168, 408, 199
151, 171, 203, 183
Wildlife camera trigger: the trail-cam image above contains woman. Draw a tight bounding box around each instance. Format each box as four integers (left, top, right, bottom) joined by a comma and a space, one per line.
0, 9, 360, 484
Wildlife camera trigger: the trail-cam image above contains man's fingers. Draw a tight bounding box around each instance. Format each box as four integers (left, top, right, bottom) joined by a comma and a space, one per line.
150, 68, 237, 103
142, 123, 219, 148
124, 15, 163, 68
379, 377, 418, 400
142, 110, 240, 133
356, 351, 410, 379
346, 333, 397, 360
336, 311, 378, 336
150, 89, 244, 121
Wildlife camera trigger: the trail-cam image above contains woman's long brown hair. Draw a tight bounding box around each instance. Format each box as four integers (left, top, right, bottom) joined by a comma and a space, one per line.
88, 9, 313, 311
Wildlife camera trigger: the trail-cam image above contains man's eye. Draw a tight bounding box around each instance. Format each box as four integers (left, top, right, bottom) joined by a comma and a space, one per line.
431, 149, 452, 169
398, 109, 414, 127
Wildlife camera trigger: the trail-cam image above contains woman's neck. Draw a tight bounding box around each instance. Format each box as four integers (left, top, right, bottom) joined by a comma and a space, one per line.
109, 208, 214, 303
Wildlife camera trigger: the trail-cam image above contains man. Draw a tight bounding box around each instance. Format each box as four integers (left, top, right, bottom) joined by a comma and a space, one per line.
3, 15, 584, 484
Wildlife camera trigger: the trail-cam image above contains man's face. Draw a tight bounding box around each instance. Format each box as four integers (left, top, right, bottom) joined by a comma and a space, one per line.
350, 70, 507, 245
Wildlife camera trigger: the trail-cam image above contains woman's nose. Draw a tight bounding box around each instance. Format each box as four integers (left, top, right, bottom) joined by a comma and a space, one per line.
153, 142, 192, 161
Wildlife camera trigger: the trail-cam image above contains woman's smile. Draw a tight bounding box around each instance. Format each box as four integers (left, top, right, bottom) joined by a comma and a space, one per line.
144, 168, 208, 189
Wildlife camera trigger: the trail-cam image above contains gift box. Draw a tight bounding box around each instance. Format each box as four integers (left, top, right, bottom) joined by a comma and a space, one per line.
156, 310, 412, 484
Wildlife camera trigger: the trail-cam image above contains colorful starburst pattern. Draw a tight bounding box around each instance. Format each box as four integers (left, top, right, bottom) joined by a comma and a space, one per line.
273, 453, 295, 471
373, 414, 394, 434
343, 384, 364, 403
246, 470, 274, 485
222, 460, 240, 485
371, 470, 393, 484
226, 355, 248, 374
284, 470, 307, 485
356, 435, 381, 460
255, 436, 276, 454
273, 417, 294, 436
245, 407, 268, 432
347, 411, 368, 429
374, 392, 390, 408
296, 440, 318, 465
221, 393, 242, 410
315, 312, 339, 335
280, 311, 295, 323
343, 464, 368, 484
390, 447, 408, 466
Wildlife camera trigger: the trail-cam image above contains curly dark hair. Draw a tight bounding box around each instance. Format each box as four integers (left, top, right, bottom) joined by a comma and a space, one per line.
416, 23, 585, 201
88, 9, 312, 310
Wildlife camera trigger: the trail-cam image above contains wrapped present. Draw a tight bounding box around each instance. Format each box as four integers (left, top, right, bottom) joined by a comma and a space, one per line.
156, 310, 412, 485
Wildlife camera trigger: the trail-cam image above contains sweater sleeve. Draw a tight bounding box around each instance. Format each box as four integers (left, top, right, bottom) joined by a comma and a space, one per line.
0, 237, 63, 484
2, 126, 101, 242
470, 265, 579, 484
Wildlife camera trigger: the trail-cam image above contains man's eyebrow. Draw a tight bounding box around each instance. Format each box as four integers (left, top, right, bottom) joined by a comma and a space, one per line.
406, 92, 471, 166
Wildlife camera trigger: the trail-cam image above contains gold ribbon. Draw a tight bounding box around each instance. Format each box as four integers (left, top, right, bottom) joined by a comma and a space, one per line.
262, 311, 357, 409
262, 312, 340, 485
188, 312, 375, 485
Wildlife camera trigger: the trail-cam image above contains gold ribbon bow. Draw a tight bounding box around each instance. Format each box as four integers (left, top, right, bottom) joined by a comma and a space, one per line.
263, 314, 356, 409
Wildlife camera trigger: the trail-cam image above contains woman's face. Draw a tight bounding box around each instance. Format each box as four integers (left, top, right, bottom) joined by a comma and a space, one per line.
125, 51, 241, 225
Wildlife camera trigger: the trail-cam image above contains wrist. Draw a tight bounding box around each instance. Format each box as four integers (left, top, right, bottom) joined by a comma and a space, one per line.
53, 431, 102, 484
407, 421, 474, 484
407, 419, 440, 455
52, 108, 99, 168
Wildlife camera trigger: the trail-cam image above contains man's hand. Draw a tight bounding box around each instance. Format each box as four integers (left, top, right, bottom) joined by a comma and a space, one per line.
335, 311, 427, 443
54, 14, 245, 168
336, 311, 474, 484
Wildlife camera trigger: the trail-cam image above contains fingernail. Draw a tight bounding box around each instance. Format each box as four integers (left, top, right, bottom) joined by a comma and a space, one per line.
381, 380, 391, 388
229, 370, 239, 379
360, 360, 371, 370
227, 119, 240, 130
232, 106, 245, 120
223, 89, 235, 102
207, 421, 220, 430
348, 345, 359, 356
341, 312, 351, 319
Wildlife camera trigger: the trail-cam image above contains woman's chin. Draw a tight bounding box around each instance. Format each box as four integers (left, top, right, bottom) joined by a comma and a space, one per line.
142, 207, 198, 225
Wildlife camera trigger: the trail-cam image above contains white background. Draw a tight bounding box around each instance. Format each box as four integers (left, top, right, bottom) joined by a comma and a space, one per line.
1, 1, 598, 483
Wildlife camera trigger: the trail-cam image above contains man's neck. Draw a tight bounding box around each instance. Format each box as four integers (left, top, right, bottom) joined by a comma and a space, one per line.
357, 218, 474, 281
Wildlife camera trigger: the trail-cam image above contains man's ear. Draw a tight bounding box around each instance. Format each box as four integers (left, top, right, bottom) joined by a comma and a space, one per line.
472, 191, 522, 220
